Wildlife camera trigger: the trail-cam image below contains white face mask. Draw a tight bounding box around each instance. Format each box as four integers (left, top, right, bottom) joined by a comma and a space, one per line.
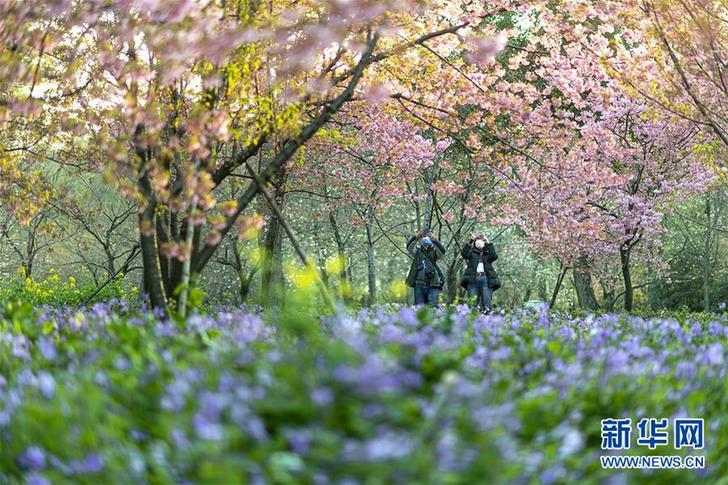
475, 239, 485, 249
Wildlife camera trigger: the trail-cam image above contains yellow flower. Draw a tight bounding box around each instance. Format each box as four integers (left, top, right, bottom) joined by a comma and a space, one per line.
390, 280, 409, 300
290, 263, 317, 289
325, 255, 345, 275
72, 312, 84, 330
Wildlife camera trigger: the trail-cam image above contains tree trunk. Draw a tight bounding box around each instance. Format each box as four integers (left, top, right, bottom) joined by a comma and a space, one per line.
177, 210, 195, 317
261, 216, 284, 305
156, 211, 171, 297
317, 245, 330, 288
600, 280, 616, 313
422, 158, 439, 230
522, 263, 539, 303
549, 263, 567, 309
260, 170, 286, 306
702, 196, 712, 311
135, 123, 169, 312
445, 260, 460, 304
137, 270, 146, 305
346, 255, 354, 295
407, 181, 422, 231
538, 274, 548, 302
168, 210, 182, 296
365, 208, 377, 306
139, 207, 168, 310
231, 238, 255, 303
21, 221, 38, 279
329, 210, 352, 302
238, 271, 253, 302
620, 246, 633, 312
573, 257, 599, 311
103, 243, 116, 276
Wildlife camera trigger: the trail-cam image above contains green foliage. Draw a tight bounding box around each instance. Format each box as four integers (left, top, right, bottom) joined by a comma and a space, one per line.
1, 298, 725, 483
648, 276, 728, 313
0, 269, 129, 307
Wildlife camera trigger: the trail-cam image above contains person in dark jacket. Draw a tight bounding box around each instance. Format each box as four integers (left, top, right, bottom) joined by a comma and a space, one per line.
460, 233, 500, 313
405, 227, 446, 306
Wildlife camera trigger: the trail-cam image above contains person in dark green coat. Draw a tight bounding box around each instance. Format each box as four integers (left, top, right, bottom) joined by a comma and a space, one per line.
405, 227, 446, 306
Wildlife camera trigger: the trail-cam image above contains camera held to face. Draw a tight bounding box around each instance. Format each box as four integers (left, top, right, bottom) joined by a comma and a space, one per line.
472, 234, 489, 249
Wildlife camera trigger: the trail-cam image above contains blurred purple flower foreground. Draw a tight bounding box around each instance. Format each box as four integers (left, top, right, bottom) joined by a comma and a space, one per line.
0, 301, 725, 483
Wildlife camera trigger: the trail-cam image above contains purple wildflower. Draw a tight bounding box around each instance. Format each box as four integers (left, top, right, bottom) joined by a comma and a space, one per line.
18, 447, 46, 471
25, 472, 51, 485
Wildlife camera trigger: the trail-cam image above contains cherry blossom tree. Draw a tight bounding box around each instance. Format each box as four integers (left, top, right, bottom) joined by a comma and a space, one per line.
75, 0, 526, 311
0, 1, 80, 223
3, 0, 721, 313
381, 0, 717, 310
298, 102, 438, 304
594, 0, 728, 159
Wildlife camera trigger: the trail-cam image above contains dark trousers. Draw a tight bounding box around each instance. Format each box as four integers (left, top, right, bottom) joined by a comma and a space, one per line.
414, 284, 440, 306
467, 275, 493, 312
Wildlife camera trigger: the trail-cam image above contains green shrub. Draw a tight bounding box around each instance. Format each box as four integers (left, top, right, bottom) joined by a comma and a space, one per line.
0, 269, 130, 307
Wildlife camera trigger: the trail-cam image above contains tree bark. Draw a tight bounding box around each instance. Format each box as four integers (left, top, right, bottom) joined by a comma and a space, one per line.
135, 122, 169, 312
445, 260, 460, 304
139, 206, 168, 310
365, 207, 377, 306
538, 275, 548, 302
23, 226, 36, 278
702, 196, 712, 311
329, 210, 352, 302
573, 256, 599, 311
156, 211, 171, 297
620, 246, 634, 312
522, 263, 539, 303
317, 246, 329, 288
231, 237, 256, 303
177, 208, 195, 316
260, 170, 286, 306
549, 263, 568, 309
168, 210, 182, 295
600, 279, 616, 312
422, 158, 439, 230
261, 215, 284, 305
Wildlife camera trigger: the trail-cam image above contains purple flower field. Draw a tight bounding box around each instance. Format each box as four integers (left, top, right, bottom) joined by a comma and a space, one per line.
1, 301, 726, 484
